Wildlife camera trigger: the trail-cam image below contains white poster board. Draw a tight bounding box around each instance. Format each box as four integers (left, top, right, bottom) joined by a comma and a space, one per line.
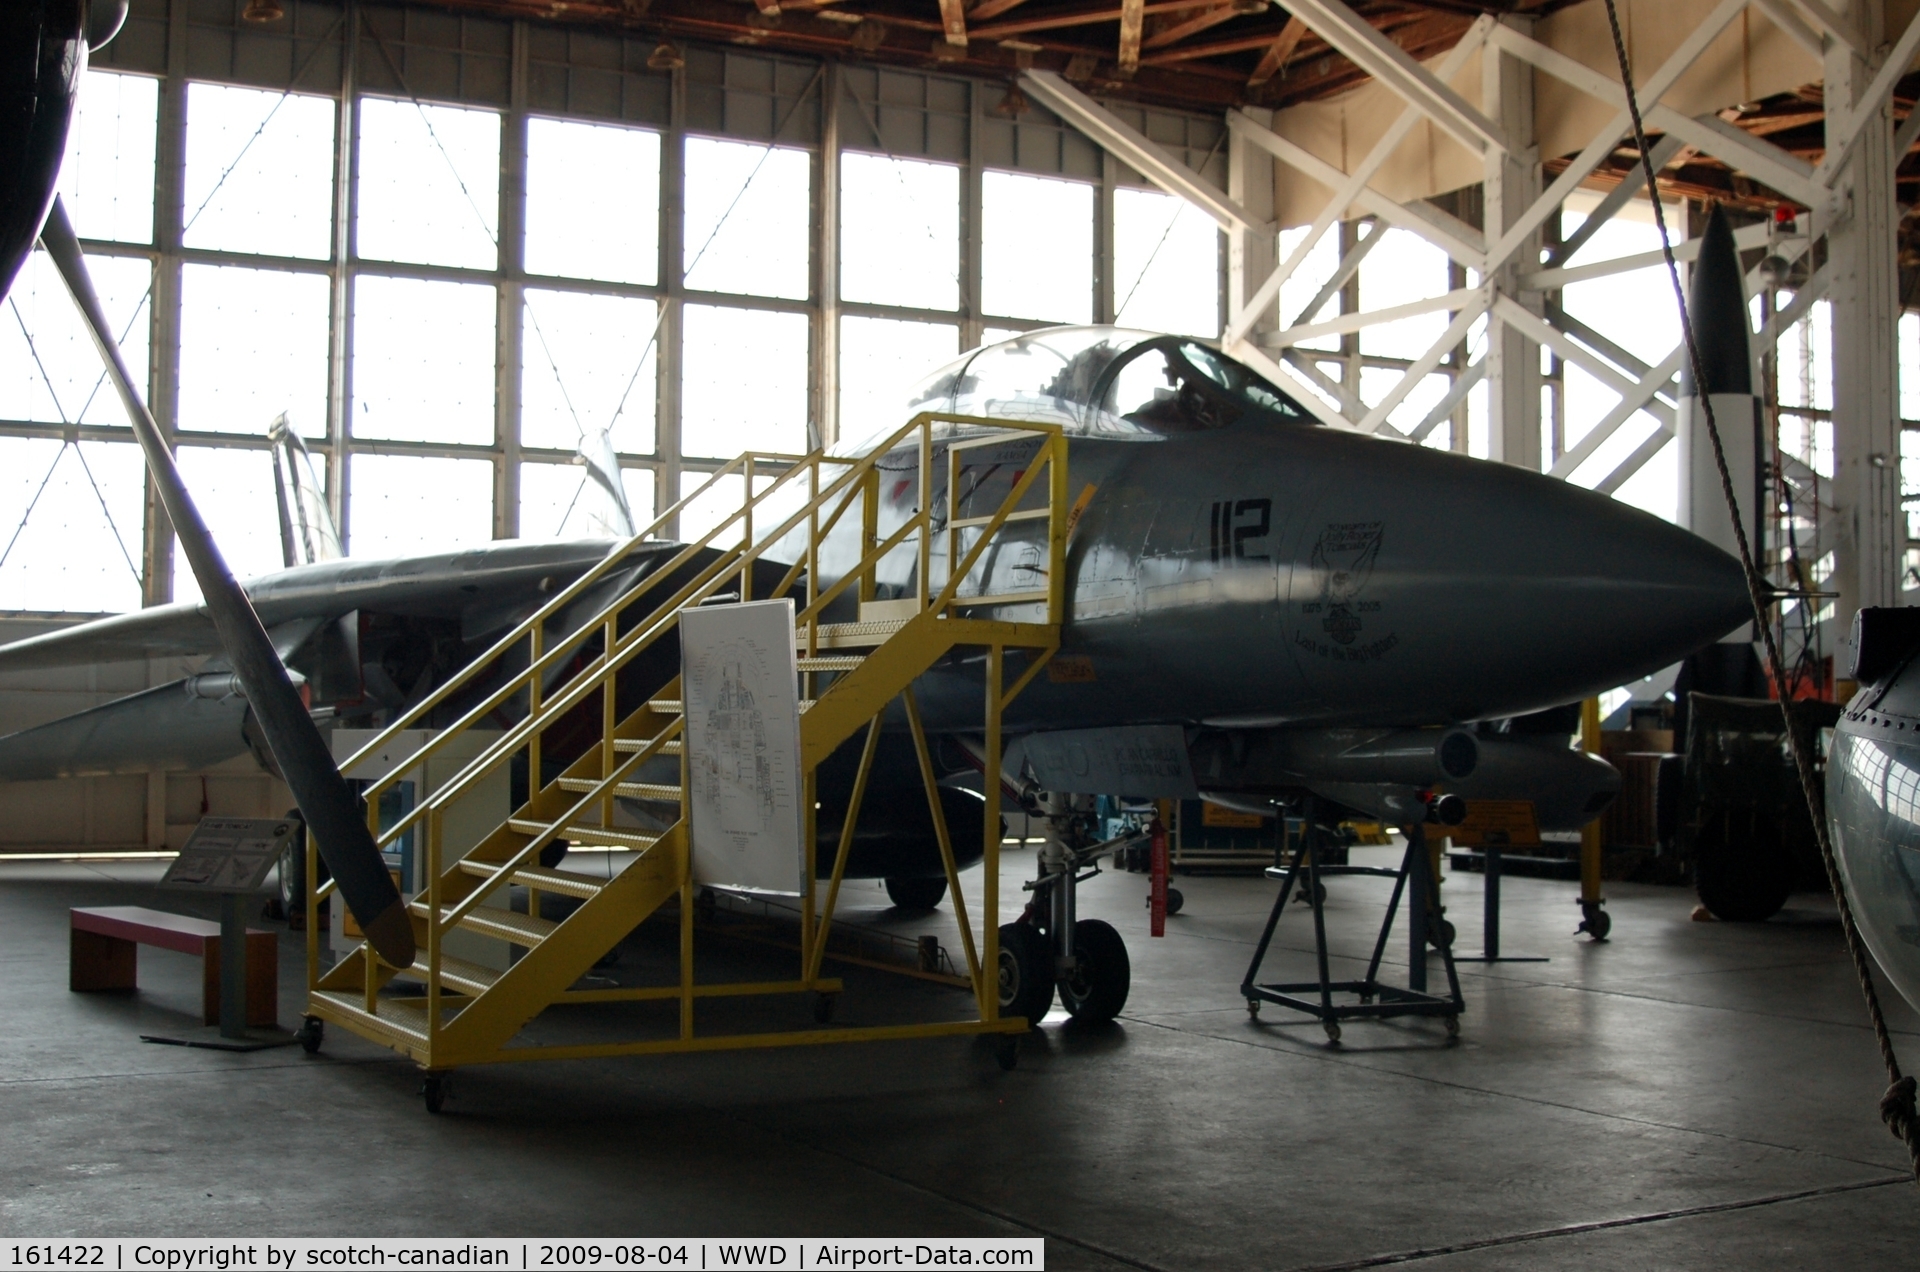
682, 599, 805, 894
161, 817, 296, 892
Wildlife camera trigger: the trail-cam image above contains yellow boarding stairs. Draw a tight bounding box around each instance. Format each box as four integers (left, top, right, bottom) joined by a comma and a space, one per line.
304, 413, 1066, 1086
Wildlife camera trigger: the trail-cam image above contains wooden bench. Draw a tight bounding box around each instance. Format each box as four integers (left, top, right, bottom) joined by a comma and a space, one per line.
70, 906, 277, 1027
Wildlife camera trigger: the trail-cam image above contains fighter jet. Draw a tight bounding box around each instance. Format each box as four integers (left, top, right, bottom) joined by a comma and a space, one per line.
3, 4, 1753, 1019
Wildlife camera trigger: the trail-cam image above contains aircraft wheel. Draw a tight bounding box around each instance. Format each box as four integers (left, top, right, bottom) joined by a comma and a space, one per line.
997, 923, 1054, 1026
1692, 809, 1790, 922
1164, 887, 1184, 917
296, 1016, 324, 1054
1058, 919, 1130, 1023
421, 1074, 450, 1115
884, 875, 948, 911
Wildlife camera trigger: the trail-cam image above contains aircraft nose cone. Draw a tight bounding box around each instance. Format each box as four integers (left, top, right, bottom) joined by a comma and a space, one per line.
1286, 435, 1753, 721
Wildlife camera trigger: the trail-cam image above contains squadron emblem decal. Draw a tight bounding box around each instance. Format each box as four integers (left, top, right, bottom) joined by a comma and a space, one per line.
1297, 521, 1396, 661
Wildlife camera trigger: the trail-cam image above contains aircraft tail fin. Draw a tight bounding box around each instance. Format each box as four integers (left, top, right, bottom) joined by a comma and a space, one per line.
576, 426, 637, 539
268, 415, 342, 566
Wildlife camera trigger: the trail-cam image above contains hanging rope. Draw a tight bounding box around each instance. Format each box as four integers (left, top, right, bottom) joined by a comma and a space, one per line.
1597, 0, 1920, 1179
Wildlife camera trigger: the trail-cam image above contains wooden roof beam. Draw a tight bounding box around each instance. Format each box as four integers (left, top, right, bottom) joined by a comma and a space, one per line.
1244, 14, 1304, 86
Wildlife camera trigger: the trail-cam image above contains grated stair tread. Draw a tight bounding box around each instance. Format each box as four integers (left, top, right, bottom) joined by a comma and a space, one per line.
393, 953, 500, 997
556, 778, 682, 802
613, 738, 682, 755
507, 819, 660, 851
455, 858, 609, 899
796, 655, 865, 671
409, 897, 558, 947
800, 619, 910, 649
310, 990, 429, 1046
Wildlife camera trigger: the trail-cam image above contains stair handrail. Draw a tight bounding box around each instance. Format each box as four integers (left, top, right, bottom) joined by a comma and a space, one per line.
358, 412, 1025, 845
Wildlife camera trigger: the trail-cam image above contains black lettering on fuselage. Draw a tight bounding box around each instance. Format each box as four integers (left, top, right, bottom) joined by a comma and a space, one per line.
1209, 498, 1272, 563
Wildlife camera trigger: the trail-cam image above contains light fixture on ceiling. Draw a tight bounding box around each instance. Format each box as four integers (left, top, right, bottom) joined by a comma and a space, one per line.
241, 0, 287, 23
647, 40, 685, 71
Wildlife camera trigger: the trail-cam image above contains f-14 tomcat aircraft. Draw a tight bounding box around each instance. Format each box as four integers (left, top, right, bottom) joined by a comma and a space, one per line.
3, 0, 1752, 1021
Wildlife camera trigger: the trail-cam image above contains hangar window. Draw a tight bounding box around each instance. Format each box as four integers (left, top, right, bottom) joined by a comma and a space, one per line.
683, 137, 811, 301
840, 153, 961, 312
521, 458, 654, 540
521, 289, 658, 456
1357, 229, 1450, 360
525, 118, 661, 286
840, 317, 960, 445
356, 97, 501, 271
351, 275, 498, 445
0, 438, 145, 613
61, 71, 158, 246
982, 172, 1093, 325
1113, 188, 1218, 339
0, 252, 151, 429
680, 304, 809, 457
177, 265, 330, 438
348, 454, 496, 559
173, 447, 287, 603
183, 83, 336, 260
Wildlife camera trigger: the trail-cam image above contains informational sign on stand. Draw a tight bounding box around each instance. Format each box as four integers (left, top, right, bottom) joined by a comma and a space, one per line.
682, 598, 804, 895
160, 817, 296, 892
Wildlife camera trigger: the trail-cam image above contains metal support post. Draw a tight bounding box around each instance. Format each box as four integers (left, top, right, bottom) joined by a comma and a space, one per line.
219, 891, 247, 1040
1227, 105, 1277, 345
1483, 15, 1542, 471
1406, 821, 1429, 993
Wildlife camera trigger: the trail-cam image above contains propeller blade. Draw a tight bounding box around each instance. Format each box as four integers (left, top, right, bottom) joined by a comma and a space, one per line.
0, 0, 86, 303
39, 198, 415, 968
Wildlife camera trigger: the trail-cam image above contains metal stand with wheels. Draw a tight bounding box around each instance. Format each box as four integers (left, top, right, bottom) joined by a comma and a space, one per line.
1452, 844, 1550, 964
1241, 803, 1464, 1043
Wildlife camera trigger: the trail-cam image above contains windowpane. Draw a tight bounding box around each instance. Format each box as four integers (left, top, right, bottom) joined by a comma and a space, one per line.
0, 250, 151, 427
522, 289, 657, 456
178, 265, 330, 437
63, 71, 158, 245
520, 460, 654, 540
683, 138, 809, 300
839, 316, 957, 445
680, 305, 808, 458
1275, 224, 1342, 350
676, 470, 778, 549
347, 454, 494, 559
982, 172, 1091, 324
356, 97, 500, 270
0, 438, 145, 613
351, 275, 497, 444
1358, 228, 1449, 358
840, 153, 959, 311
1113, 187, 1218, 338
526, 118, 659, 286
183, 82, 335, 259
173, 447, 287, 603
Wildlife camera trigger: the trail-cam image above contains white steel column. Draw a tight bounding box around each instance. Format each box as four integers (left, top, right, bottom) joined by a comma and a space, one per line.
1228, 105, 1278, 347
1825, 0, 1903, 652
1483, 14, 1541, 471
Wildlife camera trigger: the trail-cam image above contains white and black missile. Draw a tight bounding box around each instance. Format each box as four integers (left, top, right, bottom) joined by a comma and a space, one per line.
1676, 203, 1764, 650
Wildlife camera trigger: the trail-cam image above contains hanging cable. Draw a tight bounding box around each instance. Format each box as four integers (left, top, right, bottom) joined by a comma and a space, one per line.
1599, 0, 1920, 1179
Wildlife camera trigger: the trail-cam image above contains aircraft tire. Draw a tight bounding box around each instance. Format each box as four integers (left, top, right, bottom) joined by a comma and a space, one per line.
1693, 807, 1791, 922
1164, 887, 1183, 916
1058, 919, 1130, 1023
884, 875, 948, 911
997, 922, 1054, 1026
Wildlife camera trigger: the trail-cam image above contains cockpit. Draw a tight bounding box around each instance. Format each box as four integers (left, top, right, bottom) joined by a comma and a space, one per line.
839, 326, 1315, 455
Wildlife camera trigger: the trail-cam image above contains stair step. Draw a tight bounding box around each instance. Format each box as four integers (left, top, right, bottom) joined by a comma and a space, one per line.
409, 897, 558, 947
796, 655, 865, 672
456, 858, 608, 900
392, 953, 500, 997
799, 619, 909, 650
310, 990, 429, 1047
507, 819, 661, 851
614, 737, 681, 755
649, 699, 682, 714
556, 778, 682, 802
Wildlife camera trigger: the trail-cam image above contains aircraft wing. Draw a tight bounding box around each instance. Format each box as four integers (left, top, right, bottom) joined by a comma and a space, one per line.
0, 539, 639, 673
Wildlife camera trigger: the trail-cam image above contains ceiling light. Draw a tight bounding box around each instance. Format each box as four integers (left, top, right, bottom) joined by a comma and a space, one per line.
647, 41, 685, 71
241, 0, 286, 22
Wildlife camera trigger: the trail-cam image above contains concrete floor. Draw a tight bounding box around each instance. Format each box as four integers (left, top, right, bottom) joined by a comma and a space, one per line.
3, 846, 1919, 1267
